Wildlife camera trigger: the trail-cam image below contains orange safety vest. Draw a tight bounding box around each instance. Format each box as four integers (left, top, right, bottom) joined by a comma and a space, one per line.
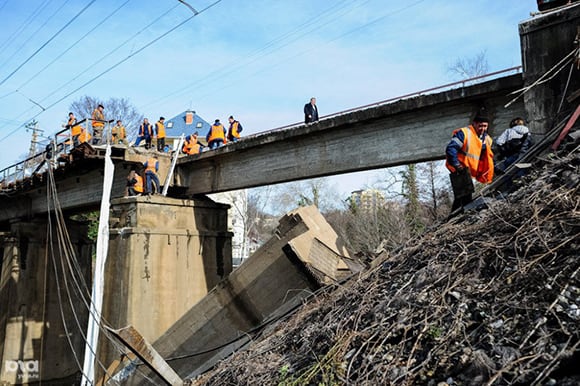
445, 125, 494, 183
208, 124, 226, 142
134, 174, 144, 193
92, 108, 105, 127
112, 124, 126, 138
229, 121, 241, 139
182, 135, 199, 155
68, 117, 82, 137
145, 158, 157, 174
156, 121, 165, 138
78, 128, 92, 144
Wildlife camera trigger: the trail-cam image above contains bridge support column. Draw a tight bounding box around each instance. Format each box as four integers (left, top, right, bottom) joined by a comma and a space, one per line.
97, 195, 232, 381
0, 219, 92, 385
519, 4, 580, 134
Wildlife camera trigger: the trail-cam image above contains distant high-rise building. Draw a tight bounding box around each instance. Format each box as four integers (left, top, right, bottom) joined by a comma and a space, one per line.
349, 189, 385, 213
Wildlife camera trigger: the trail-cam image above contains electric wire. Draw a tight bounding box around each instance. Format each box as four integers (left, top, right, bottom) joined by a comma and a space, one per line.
0, 0, 97, 87
41, 0, 223, 111
45, 187, 87, 381
174, 0, 427, 106
0, 0, 10, 13
38, 3, 181, 104
0, 0, 72, 71
141, 0, 365, 109
505, 47, 579, 108
45, 155, 158, 385
0, 0, 53, 55
0, 1, 215, 144
17, 0, 133, 90
47, 168, 140, 384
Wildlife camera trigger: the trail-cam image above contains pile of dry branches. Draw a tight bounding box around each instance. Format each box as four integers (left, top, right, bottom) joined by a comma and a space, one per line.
194, 149, 579, 386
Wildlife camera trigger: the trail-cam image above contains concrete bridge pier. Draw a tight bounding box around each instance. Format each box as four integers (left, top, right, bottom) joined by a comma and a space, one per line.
0, 219, 92, 385
96, 195, 232, 382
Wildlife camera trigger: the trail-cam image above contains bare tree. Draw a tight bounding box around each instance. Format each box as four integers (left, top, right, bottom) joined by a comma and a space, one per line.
69, 96, 143, 140
270, 177, 343, 215
417, 161, 452, 222
446, 49, 489, 80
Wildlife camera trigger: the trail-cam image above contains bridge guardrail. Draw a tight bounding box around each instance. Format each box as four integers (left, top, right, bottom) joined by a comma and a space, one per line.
0, 117, 113, 191
248, 66, 523, 138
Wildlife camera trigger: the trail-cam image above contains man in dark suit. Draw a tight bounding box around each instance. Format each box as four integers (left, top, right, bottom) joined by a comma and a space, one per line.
304, 97, 319, 124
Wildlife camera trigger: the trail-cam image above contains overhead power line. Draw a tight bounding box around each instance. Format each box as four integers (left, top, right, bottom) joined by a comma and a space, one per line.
0, 0, 96, 87
17, 0, 132, 90
0, 0, 53, 55
39, 3, 182, 103
42, 0, 223, 111
0, 0, 223, 145
177, 0, 198, 15
0, 0, 72, 71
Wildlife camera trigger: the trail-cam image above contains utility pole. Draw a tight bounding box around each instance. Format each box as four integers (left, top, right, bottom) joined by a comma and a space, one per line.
25, 120, 43, 169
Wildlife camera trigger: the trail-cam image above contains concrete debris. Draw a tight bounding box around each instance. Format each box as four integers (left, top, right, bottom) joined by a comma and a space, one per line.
106, 205, 361, 385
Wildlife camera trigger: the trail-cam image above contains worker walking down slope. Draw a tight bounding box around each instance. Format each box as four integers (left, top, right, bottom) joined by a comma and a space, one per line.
494, 117, 533, 174
445, 109, 494, 214
207, 119, 226, 149
143, 155, 160, 195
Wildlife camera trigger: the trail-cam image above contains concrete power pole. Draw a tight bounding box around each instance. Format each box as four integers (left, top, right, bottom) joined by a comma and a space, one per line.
24, 120, 42, 169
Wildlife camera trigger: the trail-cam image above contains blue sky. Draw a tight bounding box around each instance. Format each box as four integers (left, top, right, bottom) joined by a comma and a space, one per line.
0, 0, 536, 195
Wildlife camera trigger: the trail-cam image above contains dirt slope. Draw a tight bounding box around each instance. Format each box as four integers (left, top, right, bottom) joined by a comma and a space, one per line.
193, 149, 580, 386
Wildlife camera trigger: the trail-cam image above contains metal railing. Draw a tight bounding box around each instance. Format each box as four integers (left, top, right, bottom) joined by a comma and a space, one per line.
249, 66, 523, 138
0, 117, 113, 191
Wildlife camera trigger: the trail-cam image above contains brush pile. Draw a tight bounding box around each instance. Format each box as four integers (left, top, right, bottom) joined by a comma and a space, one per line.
194, 148, 580, 386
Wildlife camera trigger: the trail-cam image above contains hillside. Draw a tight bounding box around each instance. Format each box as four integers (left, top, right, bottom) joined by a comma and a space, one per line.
192, 147, 579, 385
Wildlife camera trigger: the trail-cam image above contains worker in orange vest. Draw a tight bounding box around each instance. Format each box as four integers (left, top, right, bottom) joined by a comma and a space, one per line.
155, 117, 166, 152
182, 131, 202, 155
143, 155, 160, 194
206, 119, 226, 149
111, 120, 127, 145
227, 115, 243, 142
134, 118, 153, 149
126, 170, 144, 196
66, 112, 82, 147
91, 104, 105, 145
445, 109, 494, 214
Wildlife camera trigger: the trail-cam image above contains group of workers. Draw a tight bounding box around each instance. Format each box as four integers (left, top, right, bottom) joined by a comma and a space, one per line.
66, 104, 245, 156
445, 109, 533, 215
125, 155, 160, 196
181, 116, 243, 155
65, 105, 127, 147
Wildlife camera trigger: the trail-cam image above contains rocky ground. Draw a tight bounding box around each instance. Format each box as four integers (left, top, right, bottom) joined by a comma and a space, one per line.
192, 147, 579, 386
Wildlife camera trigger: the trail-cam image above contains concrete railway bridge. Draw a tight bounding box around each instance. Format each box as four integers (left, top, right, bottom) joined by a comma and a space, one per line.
0, 6, 578, 384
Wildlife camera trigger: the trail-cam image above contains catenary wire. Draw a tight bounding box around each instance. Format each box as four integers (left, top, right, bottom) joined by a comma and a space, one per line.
0, 0, 72, 71
17, 0, 133, 90
0, 1, 219, 144
0, 0, 97, 87
141, 0, 365, 108
41, 0, 223, 110
163, 0, 427, 107
0, 0, 53, 55
38, 3, 181, 103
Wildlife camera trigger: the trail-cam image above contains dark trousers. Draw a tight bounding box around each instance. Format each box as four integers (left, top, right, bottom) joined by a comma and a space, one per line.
145, 171, 160, 194
157, 137, 165, 152
449, 168, 474, 214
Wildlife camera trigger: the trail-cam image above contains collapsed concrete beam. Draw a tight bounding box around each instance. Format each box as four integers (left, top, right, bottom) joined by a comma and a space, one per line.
109, 205, 361, 384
